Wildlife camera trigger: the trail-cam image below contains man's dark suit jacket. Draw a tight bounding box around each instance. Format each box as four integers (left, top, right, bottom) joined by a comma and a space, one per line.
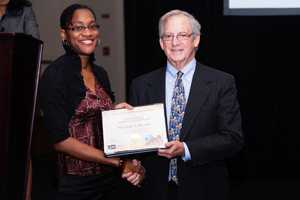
129, 62, 243, 200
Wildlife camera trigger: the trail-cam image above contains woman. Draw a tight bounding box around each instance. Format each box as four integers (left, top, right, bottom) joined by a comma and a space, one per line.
0, 0, 39, 38
39, 4, 144, 200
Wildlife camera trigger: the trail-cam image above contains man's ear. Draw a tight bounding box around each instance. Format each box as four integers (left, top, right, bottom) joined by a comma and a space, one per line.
193, 35, 200, 48
159, 38, 165, 50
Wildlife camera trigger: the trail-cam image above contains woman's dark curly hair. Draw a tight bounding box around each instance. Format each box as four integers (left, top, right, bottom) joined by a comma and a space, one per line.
7, 0, 32, 13
60, 4, 97, 30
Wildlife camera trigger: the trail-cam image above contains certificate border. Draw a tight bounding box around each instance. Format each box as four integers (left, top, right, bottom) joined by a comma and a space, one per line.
102, 103, 168, 157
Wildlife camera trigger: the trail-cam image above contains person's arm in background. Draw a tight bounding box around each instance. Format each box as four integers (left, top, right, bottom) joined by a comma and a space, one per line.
23, 6, 40, 39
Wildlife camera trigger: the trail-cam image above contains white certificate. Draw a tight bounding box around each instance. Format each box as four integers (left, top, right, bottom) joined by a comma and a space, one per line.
102, 103, 168, 157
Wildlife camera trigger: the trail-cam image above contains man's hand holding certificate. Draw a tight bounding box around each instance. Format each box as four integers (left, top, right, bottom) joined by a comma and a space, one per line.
102, 103, 168, 157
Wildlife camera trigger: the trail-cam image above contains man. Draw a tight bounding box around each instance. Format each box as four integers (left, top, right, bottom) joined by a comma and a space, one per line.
129, 10, 243, 200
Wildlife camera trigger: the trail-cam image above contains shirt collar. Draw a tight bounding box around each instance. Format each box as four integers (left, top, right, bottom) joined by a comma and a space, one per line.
166, 58, 196, 78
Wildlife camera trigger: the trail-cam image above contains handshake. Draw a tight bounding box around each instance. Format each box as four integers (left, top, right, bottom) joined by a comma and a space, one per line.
119, 159, 145, 187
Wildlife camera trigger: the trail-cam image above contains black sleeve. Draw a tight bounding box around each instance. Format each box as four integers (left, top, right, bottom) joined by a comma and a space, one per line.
128, 79, 138, 106
186, 75, 244, 165
39, 67, 70, 144
128, 77, 144, 106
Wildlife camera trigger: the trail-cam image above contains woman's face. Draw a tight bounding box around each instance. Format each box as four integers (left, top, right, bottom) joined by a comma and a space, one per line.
62, 8, 99, 56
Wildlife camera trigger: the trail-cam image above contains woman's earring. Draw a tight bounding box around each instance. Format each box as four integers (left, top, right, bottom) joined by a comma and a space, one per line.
62, 39, 70, 47
96, 39, 101, 46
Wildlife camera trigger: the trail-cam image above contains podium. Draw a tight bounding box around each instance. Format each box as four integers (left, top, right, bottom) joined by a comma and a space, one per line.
0, 33, 43, 200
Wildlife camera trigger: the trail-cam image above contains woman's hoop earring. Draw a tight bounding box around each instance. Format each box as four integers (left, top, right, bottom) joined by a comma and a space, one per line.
96, 39, 101, 46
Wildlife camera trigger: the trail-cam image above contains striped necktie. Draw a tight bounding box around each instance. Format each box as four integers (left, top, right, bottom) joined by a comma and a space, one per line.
168, 71, 186, 184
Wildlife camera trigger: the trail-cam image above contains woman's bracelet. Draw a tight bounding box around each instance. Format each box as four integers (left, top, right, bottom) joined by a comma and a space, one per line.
118, 158, 125, 169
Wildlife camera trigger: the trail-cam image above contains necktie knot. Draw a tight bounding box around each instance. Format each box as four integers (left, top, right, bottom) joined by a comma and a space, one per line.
177, 71, 184, 79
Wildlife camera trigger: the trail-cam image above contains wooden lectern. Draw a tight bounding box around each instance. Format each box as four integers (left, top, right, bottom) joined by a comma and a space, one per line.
0, 33, 43, 200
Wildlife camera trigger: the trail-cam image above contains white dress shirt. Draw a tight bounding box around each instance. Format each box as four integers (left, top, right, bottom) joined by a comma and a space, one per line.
165, 58, 196, 161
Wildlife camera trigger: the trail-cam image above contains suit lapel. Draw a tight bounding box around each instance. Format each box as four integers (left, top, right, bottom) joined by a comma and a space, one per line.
147, 68, 166, 104
145, 65, 210, 140
181, 63, 211, 140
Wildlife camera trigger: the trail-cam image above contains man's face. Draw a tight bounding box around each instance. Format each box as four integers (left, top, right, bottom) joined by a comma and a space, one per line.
159, 15, 200, 69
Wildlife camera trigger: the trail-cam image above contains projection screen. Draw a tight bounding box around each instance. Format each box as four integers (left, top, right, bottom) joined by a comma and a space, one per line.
224, 0, 300, 16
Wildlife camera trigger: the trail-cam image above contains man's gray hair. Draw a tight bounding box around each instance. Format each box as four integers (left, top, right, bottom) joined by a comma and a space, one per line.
158, 9, 201, 38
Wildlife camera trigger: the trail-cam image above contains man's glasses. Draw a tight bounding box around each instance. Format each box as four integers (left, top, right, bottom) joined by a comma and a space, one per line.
67, 24, 100, 32
161, 32, 194, 42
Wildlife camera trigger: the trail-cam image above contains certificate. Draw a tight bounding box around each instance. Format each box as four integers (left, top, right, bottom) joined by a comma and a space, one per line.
102, 103, 168, 157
